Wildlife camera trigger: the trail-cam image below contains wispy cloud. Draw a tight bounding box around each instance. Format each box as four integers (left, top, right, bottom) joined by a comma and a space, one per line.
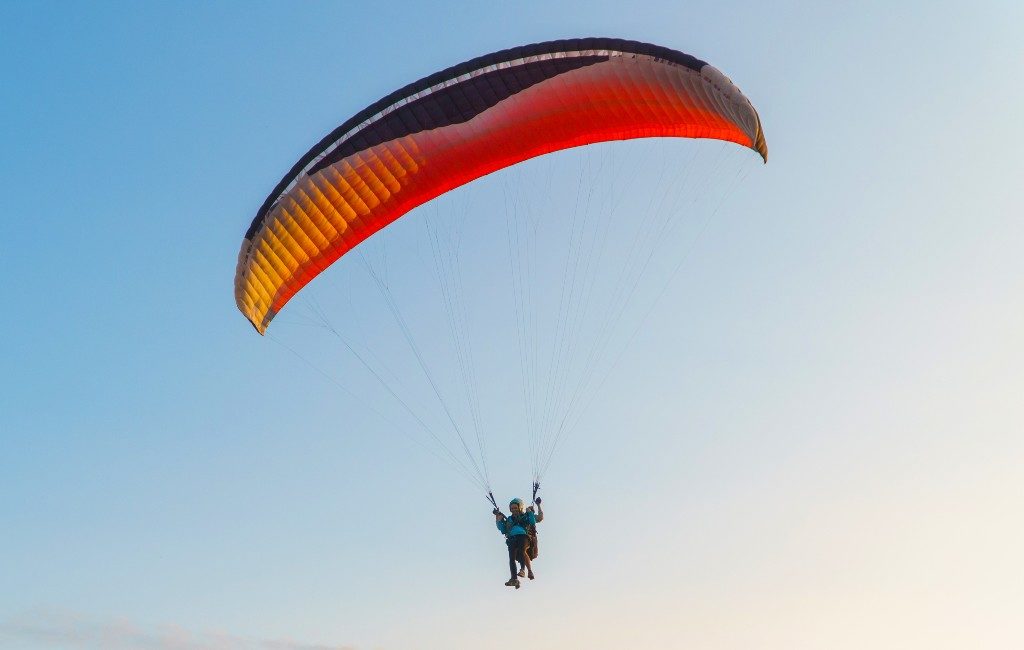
0, 611, 356, 650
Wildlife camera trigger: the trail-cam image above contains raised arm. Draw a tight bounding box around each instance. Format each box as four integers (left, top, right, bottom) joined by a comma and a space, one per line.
535, 498, 544, 523
494, 509, 507, 534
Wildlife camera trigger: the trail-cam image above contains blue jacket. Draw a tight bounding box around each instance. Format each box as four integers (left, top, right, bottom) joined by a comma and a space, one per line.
496, 512, 537, 537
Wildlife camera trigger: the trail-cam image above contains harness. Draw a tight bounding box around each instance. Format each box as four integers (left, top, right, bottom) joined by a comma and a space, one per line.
504, 513, 539, 559
503, 513, 532, 535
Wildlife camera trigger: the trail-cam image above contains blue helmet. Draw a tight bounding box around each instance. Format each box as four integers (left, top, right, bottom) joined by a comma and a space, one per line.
509, 498, 525, 510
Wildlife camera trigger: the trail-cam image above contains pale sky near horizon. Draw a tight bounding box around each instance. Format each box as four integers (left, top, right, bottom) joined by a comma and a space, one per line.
2, 2, 1023, 649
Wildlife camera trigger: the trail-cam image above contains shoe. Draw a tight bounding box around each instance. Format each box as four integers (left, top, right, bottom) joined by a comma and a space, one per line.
505, 578, 521, 588
518, 568, 526, 578
527, 570, 535, 580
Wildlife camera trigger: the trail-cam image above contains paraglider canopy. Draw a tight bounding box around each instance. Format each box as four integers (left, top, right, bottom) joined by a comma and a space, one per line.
234, 37, 766, 335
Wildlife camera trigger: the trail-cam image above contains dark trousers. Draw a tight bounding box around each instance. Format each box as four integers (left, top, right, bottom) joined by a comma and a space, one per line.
507, 534, 528, 579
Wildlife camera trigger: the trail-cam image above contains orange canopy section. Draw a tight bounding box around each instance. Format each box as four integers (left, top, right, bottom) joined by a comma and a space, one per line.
235, 38, 767, 334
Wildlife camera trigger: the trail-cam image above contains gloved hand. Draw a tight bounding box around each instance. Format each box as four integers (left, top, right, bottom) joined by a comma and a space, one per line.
492, 508, 501, 516
535, 497, 542, 505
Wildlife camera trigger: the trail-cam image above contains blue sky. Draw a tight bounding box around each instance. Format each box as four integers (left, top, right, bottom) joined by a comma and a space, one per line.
2, 2, 1022, 649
